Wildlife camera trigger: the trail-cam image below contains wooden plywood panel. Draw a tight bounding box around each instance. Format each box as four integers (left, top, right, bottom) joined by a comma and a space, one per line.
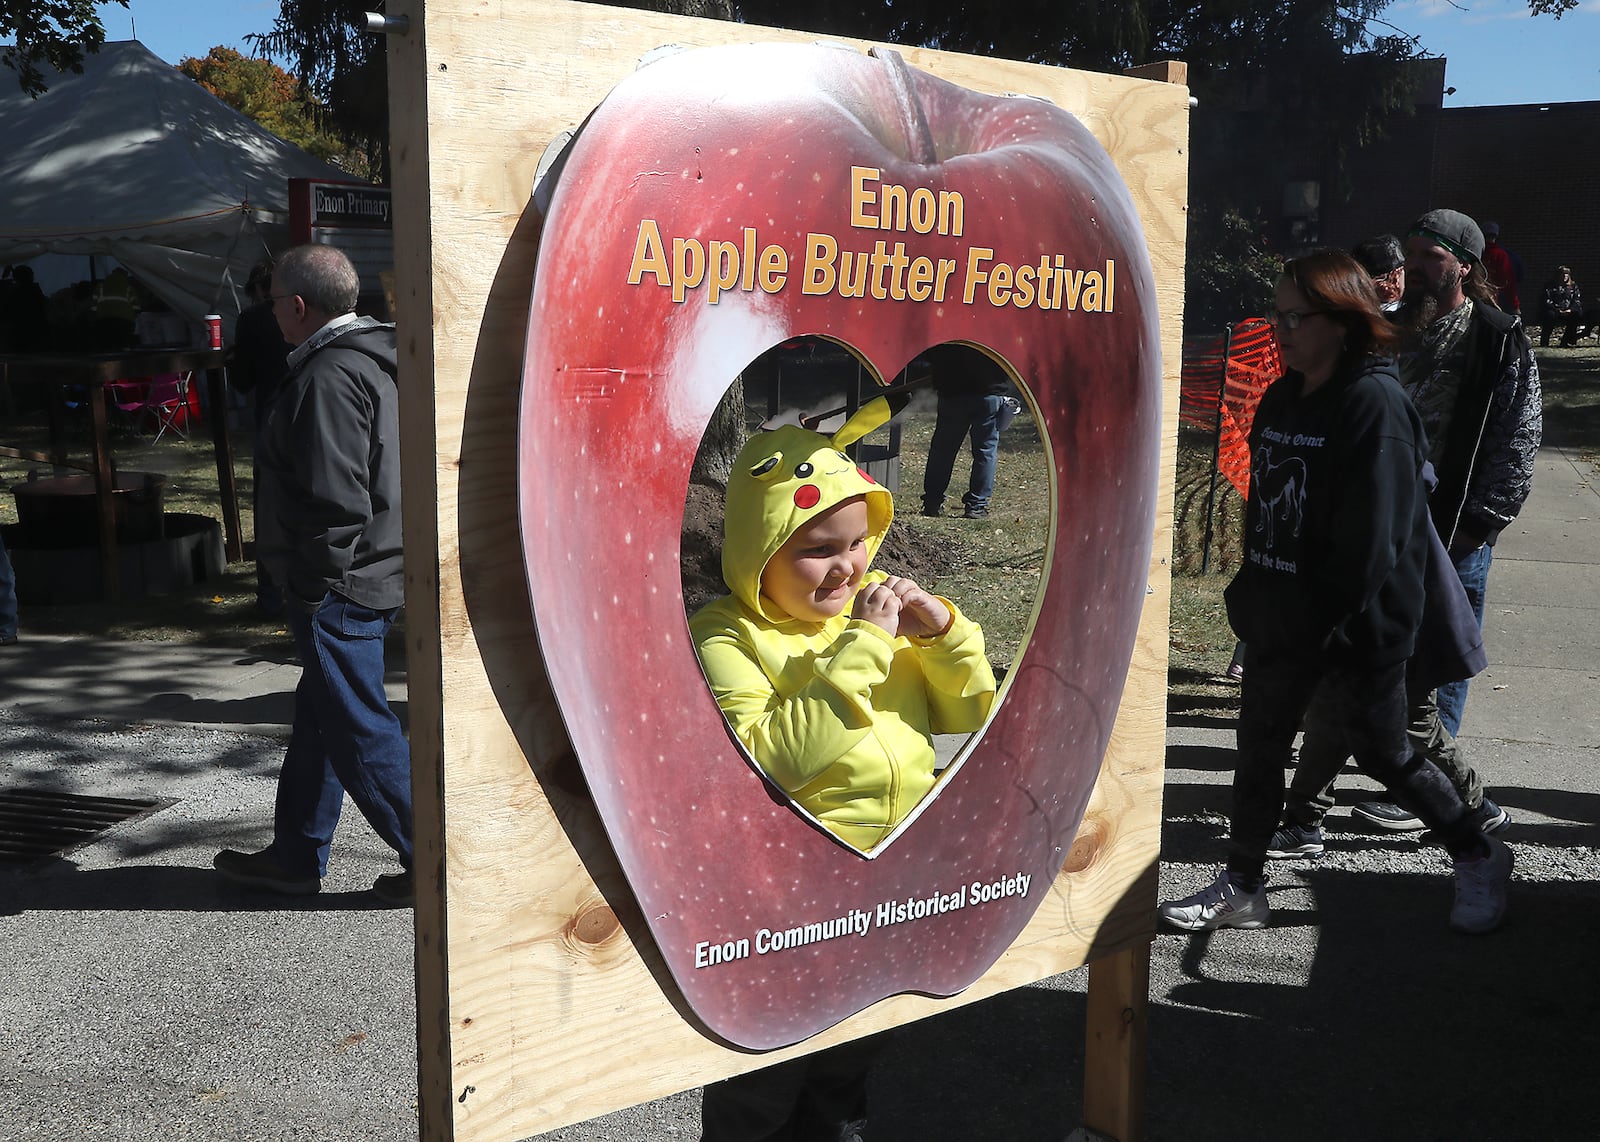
385, 2, 1187, 1138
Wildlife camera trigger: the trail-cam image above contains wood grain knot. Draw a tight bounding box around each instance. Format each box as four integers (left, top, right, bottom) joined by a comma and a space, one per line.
1063, 815, 1107, 873
570, 903, 621, 946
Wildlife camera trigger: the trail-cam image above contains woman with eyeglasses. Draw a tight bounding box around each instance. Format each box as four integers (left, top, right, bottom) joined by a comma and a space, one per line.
1158, 249, 1512, 935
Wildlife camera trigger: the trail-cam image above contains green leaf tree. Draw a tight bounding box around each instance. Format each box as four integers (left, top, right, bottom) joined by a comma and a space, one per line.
1, 0, 128, 96
252, 1, 390, 183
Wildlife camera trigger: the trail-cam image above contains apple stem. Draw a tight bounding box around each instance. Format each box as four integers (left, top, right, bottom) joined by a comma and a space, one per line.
870, 48, 939, 166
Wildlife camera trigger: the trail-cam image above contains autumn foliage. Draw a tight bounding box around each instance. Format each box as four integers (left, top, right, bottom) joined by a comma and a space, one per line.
178, 46, 359, 171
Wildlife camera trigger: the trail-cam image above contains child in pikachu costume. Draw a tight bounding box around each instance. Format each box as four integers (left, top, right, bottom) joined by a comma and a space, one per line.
691, 397, 997, 853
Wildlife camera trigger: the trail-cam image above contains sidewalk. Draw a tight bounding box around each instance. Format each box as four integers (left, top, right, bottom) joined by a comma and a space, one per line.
1, 444, 1596, 1140
0, 635, 406, 737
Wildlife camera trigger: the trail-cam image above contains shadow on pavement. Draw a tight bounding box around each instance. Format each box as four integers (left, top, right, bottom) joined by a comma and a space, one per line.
0, 859, 405, 914
845, 867, 1600, 1141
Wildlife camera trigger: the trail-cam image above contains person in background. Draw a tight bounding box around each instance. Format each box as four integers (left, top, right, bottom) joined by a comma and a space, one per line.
920, 343, 1013, 520
229, 259, 294, 615
1227, 233, 1406, 688
4, 265, 50, 352
212, 243, 413, 906
89, 267, 139, 350
1540, 266, 1583, 349
1269, 231, 1512, 852
1156, 249, 1512, 935
1351, 234, 1405, 313
1344, 208, 1541, 831
1481, 222, 1520, 317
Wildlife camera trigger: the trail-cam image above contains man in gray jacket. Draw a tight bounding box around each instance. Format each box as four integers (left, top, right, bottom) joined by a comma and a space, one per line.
213, 243, 413, 905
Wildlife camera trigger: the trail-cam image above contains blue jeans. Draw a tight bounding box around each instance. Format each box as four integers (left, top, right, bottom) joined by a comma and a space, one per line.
923, 391, 1005, 511
1437, 542, 1493, 736
268, 594, 413, 877
0, 529, 16, 639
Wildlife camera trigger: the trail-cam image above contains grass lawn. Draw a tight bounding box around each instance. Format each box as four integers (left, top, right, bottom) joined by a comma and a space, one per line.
0, 400, 289, 650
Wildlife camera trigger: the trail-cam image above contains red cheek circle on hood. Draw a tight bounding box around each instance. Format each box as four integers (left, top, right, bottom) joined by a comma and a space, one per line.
794, 484, 821, 509
858, 468, 876, 484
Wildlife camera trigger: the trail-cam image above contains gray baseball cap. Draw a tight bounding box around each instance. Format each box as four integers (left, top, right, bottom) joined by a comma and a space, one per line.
1409, 209, 1485, 264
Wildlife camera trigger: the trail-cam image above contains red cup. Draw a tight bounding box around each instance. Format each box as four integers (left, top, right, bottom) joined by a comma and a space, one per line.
205, 314, 222, 349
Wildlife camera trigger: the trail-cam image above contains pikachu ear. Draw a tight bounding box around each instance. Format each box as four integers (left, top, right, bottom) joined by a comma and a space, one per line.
832, 393, 910, 449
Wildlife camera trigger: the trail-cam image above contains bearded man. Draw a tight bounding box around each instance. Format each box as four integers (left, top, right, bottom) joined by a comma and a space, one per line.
1341, 209, 1541, 832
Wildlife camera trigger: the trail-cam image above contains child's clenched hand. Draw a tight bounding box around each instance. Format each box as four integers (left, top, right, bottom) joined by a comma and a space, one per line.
881, 575, 951, 638
851, 580, 902, 636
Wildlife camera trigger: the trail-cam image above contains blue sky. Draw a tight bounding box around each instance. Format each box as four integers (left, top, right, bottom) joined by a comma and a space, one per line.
1386, 0, 1600, 105
92, 0, 1600, 106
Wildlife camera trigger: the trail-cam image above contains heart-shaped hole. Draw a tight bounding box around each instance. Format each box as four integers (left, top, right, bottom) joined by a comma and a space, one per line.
682, 335, 1047, 856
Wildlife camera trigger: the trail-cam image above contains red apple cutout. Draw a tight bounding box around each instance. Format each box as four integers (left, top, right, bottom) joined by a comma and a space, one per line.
519, 42, 1160, 1049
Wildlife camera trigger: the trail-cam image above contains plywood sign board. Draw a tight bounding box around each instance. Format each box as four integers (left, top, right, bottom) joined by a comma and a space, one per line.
385, 2, 1188, 1139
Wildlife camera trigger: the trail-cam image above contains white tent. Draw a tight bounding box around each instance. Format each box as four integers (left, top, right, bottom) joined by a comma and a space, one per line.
0, 39, 353, 335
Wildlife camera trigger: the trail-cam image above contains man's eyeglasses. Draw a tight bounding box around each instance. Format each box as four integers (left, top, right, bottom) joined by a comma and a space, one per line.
1269, 308, 1325, 330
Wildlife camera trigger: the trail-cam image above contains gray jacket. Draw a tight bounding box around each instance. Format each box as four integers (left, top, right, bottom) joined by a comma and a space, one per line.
256, 318, 404, 611
1421, 304, 1541, 549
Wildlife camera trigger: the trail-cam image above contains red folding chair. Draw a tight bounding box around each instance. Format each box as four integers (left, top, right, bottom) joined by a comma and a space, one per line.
143, 372, 194, 443
106, 378, 152, 430
104, 372, 195, 442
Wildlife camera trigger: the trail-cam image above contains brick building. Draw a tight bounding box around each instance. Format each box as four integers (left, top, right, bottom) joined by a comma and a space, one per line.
1276, 57, 1600, 327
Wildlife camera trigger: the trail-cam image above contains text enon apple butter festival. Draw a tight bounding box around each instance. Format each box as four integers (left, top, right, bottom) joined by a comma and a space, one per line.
626, 167, 1116, 313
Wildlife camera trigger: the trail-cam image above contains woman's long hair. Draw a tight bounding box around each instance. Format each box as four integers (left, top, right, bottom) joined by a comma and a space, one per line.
1282, 249, 1403, 357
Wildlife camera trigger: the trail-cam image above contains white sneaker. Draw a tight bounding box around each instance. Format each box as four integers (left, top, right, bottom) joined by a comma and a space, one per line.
1158, 870, 1269, 931
1451, 835, 1512, 934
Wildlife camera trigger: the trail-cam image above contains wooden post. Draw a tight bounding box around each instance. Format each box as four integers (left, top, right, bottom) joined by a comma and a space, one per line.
207, 364, 243, 562
89, 380, 118, 600
1123, 60, 1189, 88
1082, 941, 1151, 1142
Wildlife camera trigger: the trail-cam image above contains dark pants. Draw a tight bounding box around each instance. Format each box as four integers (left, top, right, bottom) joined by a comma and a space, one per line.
700, 1041, 874, 1142
1229, 648, 1481, 885
1284, 686, 1482, 827
923, 391, 1005, 513
1541, 313, 1580, 347
267, 594, 413, 877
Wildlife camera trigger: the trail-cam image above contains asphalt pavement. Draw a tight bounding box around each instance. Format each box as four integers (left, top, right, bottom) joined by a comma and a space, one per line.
1, 439, 1596, 1141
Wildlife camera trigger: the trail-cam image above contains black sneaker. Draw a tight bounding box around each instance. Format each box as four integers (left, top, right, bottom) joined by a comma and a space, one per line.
1267, 821, 1324, 859
1472, 796, 1512, 835
921, 502, 943, 518
373, 870, 414, 907
213, 848, 320, 895
962, 504, 989, 519
1351, 796, 1424, 832
1421, 795, 1514, 844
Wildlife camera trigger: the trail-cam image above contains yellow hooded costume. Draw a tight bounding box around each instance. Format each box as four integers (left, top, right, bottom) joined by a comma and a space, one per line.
690, 400, 996, 853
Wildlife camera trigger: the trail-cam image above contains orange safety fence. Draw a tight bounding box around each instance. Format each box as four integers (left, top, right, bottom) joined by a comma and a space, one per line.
1178, 317, 1281, 497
